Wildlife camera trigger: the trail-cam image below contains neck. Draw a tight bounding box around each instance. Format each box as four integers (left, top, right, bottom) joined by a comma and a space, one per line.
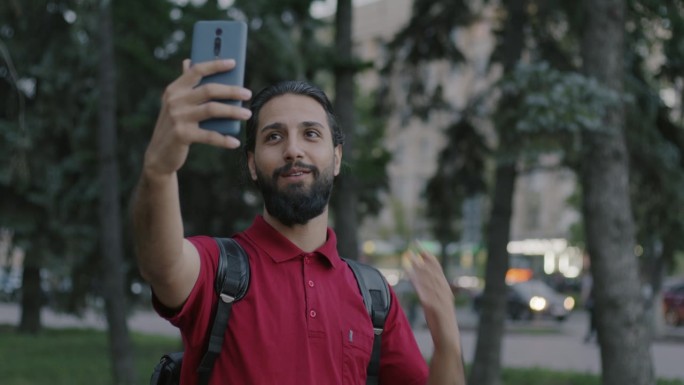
262, 208, 330, 252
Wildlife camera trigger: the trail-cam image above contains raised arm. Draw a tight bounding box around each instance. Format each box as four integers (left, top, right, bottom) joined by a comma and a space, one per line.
403, 244, 466, 385
131, 59, 251, 309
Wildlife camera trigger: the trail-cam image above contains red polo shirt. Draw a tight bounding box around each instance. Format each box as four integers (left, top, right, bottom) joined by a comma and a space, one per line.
155, 215, 428, 385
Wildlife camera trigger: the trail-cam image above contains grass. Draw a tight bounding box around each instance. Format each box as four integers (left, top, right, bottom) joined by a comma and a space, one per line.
0, 324, 180, 385
1, 324, 683, 385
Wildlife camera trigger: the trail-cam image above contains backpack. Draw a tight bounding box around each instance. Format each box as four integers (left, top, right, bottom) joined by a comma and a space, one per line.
150, 237, 391, 385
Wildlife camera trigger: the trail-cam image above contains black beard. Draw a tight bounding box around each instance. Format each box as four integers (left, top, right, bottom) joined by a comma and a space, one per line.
256, 161, 334, 227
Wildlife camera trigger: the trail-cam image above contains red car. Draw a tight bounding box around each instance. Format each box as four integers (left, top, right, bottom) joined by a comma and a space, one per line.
663, 282, 684, 326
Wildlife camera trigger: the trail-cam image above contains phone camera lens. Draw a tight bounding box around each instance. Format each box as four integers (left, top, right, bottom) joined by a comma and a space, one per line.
215, 28, 223, 36
214, 37, 221, 56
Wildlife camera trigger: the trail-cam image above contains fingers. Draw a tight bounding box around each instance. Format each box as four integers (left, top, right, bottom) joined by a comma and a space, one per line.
401, 250, 414, 273
403, 241, 440, 271
169, 59, 250, 101
186, 83, 253, 106
170, 58, 252, 118
183, 127, 242, 149
402, 241, 449, 290
179, 100, 252, 123
405, 250, 424, 271
159, 59, 252, 147
177, 59, 237, 88
161, 103, 247, 149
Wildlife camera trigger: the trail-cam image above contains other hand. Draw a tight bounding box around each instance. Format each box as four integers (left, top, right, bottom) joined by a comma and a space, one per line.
402, 242, 455, 313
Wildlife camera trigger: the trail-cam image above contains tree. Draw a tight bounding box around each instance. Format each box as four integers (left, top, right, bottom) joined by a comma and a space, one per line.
332, 0, 361, 260
97, 0, 137, 383
424, 117, 489, 268
380, 0, 473, 251
622, 0, 684, 336
382, 2, 636, 383
468, 1, 527, 383
580, 0, 655, 383
0, 0, 102, 332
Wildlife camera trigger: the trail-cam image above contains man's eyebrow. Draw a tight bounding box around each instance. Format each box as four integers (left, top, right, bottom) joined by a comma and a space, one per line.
260, 121, 326, 132
260, 122, 286, 132
300, 121, 326, 129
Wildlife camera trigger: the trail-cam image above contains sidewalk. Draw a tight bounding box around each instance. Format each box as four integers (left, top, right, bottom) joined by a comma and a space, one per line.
0, 302, 179, 337
2, 302, 684, 379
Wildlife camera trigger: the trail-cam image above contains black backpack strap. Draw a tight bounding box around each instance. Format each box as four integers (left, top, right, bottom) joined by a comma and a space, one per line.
344, 259, 390, 385
196, 238, 250, 385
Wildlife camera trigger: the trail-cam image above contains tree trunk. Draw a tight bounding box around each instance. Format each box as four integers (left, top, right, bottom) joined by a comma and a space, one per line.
18, 260, 42, 333
97, 1, 137, 384
468, 163, 516, 385
580, 1, 655, 384
332, 0, 360, 261
469, 1, 526, 383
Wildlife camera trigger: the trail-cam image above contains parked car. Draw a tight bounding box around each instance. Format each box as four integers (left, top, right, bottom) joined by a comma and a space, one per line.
473, 279, 575, 322
0, 268, 22, 302
663, 281, 684, 326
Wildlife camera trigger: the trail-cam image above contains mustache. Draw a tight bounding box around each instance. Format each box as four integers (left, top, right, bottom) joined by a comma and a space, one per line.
273, 161, 319, 179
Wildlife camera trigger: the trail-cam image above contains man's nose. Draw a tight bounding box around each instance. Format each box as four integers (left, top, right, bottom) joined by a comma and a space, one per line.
283, 137, 305, 161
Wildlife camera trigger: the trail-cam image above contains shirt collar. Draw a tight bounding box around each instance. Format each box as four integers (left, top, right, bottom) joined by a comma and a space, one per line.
244, 215, 342, 269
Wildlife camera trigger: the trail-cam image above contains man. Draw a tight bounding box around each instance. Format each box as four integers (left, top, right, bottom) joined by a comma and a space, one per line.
132, 59, 465, 385
580, 268, 595, 343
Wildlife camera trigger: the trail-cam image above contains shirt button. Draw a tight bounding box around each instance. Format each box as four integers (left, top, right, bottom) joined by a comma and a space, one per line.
309, 310, 317, 318
308, 280, 315, 288
304, 256, 311, 264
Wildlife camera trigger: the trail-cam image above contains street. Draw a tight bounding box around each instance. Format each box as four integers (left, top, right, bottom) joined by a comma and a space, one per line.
1, 302, 683, 380
414, 308, 684, 381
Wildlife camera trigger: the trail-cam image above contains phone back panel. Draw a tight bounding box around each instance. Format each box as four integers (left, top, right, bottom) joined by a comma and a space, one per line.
191, 20, 247, 137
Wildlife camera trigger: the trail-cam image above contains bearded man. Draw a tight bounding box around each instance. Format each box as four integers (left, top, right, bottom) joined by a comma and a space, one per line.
132, 59, 464, 385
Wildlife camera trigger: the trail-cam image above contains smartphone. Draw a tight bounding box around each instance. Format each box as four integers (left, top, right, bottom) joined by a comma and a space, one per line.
190, 20, 248, 137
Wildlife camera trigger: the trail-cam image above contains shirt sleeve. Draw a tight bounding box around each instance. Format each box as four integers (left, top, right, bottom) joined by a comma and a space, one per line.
378, 287, 429, 385
151, 235, 220, 349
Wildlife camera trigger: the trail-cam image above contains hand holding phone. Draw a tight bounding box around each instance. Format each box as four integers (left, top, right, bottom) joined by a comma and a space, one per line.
191, 20, 248, 137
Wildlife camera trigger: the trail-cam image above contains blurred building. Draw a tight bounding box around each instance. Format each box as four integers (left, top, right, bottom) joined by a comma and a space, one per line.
349, 0, 581, 277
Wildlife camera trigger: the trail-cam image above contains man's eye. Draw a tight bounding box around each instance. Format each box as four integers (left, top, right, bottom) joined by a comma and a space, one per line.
305, 130, 321, 138
266, 133, 282, 141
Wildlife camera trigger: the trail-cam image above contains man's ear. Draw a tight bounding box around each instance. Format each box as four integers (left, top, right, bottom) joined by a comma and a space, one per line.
247, 152, 257, 181
333, 144, 342, 176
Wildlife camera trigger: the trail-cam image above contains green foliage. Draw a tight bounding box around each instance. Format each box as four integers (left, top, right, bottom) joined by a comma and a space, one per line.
337, 91, 391, 218
496, 62, 622, 135
1, 0, 391, 315
492, 62, 622, 167
232, 0, 334, 88
0, 0, 202, 310
381, 0, 482, 246
381, 0, 472, 120
388, 0, 472, 65
624, 75, 684, 262
424, 117, 489, 245
626, 0, 684, 85
0, 1, 100, 263
490, 0, 583, 71
619, 0, 684, 267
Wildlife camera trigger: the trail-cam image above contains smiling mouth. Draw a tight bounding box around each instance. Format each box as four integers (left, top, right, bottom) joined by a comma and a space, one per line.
280, 165, 313, 177
284, 170, 308, 177
275, 162, 317, 181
